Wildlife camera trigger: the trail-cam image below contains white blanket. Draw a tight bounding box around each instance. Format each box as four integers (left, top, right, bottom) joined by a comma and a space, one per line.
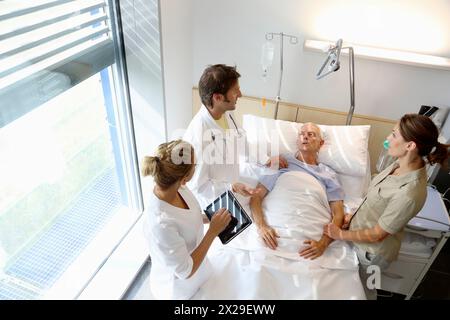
193, 171, 366, 300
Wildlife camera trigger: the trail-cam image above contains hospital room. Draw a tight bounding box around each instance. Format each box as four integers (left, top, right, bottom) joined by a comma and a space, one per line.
1, 0, 450, 302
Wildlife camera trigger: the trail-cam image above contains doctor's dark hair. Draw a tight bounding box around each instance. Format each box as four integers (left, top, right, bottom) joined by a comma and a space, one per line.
141, 140, 195, 189
198, 64, 241, 107
399, 113, 449, 166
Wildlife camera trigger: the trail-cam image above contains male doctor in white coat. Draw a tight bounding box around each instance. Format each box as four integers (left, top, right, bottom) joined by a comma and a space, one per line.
183, 64, 286, 209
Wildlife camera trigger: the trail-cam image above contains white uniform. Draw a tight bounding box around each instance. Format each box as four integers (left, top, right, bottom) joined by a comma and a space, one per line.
183, 105, 250, 209
143, 186, 212, 299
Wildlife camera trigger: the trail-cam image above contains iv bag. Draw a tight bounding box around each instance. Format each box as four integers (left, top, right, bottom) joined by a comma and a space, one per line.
261, 41, 275, 76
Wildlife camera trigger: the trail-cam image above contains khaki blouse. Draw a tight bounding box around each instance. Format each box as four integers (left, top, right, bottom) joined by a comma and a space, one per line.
350, 162, 427, 262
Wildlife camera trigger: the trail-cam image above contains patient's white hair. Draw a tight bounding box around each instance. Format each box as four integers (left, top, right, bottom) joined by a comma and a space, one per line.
298, 122, 324, 140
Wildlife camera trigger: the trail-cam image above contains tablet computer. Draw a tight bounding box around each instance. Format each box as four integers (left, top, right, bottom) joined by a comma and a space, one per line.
204, 190, 252, 244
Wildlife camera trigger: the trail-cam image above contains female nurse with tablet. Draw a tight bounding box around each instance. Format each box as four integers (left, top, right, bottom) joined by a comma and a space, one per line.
141, 139, 252, 299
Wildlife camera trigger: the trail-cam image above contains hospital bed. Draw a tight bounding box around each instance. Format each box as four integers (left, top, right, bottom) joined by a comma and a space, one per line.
193, 114, 371, 300
190, 89, 449, 299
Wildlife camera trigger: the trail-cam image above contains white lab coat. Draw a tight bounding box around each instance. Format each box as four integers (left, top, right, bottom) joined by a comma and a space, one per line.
143, 186, 212, 299
183, 105, 255, 209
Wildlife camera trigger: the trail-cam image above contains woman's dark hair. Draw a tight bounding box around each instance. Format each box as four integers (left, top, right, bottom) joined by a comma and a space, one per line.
141, 140, 194, 189
399, 113, 449, 166
198, 64, 240, 107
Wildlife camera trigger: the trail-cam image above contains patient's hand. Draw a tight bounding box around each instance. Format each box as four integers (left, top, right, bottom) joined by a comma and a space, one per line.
232, 182, 256, 197
265, 155, 288, 170
299, 239, 327, 260
342, 213, 353, 230
323, 223, 343, 240
257, 225, 279, 250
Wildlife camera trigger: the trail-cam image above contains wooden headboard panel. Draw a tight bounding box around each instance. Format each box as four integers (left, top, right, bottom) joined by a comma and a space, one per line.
192, 88, 396, 174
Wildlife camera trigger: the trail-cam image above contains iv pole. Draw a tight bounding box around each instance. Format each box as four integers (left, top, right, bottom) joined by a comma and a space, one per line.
265, 32, 298, 120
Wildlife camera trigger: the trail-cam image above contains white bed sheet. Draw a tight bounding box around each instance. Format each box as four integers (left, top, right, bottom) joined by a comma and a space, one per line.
193, 242, 365, 300
193, 163, 367, 300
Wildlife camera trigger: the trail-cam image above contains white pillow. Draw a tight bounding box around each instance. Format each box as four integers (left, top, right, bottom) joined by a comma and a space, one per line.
242, 114, 370, 177
339, 170, 371, 200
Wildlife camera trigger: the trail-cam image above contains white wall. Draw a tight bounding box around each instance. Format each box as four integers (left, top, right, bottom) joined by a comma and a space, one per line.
192, 0, 450, 121
160, 0, 194, 138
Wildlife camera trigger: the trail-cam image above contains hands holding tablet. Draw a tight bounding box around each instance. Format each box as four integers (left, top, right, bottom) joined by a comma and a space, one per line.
207, 208, 232, 237
204, 191, 252, 244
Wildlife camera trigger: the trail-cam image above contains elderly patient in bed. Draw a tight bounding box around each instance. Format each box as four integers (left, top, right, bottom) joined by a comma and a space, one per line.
250, 122, 346, 259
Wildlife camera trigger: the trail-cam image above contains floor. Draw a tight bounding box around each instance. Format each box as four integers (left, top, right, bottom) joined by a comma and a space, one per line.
123, 240, 450, 300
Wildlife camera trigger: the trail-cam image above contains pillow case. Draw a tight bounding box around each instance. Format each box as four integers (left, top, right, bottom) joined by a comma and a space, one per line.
242, 114, 370, 177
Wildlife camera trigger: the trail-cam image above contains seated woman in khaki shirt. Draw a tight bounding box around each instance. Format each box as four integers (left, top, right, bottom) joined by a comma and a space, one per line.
323, 114, 449, 299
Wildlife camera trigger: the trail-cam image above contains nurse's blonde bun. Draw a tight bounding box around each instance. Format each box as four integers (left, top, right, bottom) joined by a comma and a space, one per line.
141, 140, 194, 189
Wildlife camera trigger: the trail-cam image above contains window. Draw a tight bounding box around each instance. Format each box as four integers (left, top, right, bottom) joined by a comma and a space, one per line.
0, 0, 146, 299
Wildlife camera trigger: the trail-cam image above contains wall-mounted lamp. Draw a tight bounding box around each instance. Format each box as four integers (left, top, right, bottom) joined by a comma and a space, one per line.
312, 39, 355, 125
305, 39, 450, 71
